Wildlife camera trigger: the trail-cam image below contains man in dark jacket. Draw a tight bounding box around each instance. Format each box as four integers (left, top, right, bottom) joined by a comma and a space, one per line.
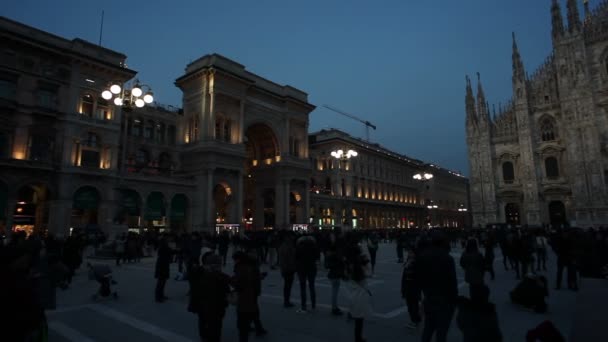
232, 251, 266, 342
190, 254, 230, 342
415, 234, 458, 342
278, 234, 296, 308
295, 235, 319, 312
401, 248, 421, 328
154, 236, 172, 303
325, 232, 345, 315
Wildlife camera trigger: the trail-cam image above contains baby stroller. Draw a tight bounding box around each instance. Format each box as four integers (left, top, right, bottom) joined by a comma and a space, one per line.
87, 263, 118, 300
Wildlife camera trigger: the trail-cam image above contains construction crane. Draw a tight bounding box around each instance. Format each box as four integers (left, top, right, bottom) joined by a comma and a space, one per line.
322, 104, 377, 141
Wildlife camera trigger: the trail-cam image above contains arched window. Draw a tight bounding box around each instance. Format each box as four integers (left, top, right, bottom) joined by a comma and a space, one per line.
79, 94, 94, 117
540, 118, 556, 141
545, 157, 560, 179
502, 162, 515, 183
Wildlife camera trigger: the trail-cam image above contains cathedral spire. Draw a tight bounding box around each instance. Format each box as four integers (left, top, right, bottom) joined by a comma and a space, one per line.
512, 32, 525, 83
465, 75, 477, 127
476, 72, 489, 123
551, 0, 565, 41
567, 0, 582, 33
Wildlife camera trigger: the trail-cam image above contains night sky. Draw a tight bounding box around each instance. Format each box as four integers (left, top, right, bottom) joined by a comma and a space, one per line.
2, 0, 600, 175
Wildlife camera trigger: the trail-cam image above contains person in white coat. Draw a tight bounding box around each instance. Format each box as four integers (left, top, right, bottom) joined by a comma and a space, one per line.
346, 236, 372, 342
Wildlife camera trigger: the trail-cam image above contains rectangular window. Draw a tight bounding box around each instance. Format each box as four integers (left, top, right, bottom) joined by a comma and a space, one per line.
0, 75, 17, 101
81, 150, 100, 168
168, 125, 176, 145
36, 88, 57, 109
28, 135, 52, 162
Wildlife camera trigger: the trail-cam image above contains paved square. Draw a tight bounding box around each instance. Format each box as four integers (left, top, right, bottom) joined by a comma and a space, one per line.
47, 243, 578, 341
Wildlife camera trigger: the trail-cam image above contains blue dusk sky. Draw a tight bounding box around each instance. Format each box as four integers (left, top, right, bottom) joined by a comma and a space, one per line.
1, 0, 600, 175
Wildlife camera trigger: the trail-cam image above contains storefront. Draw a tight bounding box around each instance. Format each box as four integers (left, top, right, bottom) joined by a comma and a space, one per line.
169, 194, 187, 231
71, 186, 100, 228
145, 192, 166, 231
119, 189, 141, 229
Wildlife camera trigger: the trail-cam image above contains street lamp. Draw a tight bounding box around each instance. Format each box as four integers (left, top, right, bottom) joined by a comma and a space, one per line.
413, 172, 434, 228
103, 79, 156, 178
331, 149, 358, 229
102, 79, 154, 112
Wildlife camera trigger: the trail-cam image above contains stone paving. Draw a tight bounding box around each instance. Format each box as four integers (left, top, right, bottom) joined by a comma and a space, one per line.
47, 243, 579, 341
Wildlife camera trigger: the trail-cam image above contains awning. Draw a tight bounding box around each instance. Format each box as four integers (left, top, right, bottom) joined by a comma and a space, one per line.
120, 189, 141, 216
145, 192, 165, 220
170, 194, 187, 222
73, 187, 99, 210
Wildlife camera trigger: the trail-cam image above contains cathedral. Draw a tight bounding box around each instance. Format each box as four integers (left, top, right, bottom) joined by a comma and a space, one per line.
466, 0, 608, 228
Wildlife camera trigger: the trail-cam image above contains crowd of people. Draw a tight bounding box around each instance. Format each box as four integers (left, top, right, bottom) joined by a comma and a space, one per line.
1, 225, 608, 341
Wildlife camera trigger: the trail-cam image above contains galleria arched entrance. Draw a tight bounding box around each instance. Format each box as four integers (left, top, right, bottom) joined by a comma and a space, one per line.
175, 54, 315, 232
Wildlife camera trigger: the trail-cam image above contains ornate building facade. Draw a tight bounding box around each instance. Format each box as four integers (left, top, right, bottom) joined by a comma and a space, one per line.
466, 0, 608, 228
310, 129, 469, 229
0, 16, 469, 237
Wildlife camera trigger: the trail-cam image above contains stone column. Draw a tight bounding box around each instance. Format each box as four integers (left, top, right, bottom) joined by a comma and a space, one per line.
235, 171, 244, 230
165, 198, 172, 232
274, 179, 290, 229
304, 181, 310, 225
254, 187, 265, 230
193, 169, 215, 233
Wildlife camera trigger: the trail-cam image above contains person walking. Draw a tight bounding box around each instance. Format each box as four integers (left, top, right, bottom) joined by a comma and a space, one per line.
535, 231, 548, 271
367, 233, 379, 275
484, 239, 496, 281
278, 233, 297, 308
460, 239, 486, 296
295, 234, 319, 313
154, 236, 173, 303
326, 233, 346, 316
232, 251, 266, 342
401, 248, 422, 329
416, 233, 458, 342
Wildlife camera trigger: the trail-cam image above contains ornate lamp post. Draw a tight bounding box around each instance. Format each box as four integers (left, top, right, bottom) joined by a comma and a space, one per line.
413, 172, 434, 227
101, 79, 154, 112
331, 149, 358, 229
102, 79, 156, 178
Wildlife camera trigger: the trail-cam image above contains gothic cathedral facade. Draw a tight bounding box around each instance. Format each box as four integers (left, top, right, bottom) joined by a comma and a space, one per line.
466, 0, 608, 228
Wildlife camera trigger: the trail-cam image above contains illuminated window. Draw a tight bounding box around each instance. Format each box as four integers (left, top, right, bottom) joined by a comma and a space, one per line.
97, 99, 111, 120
